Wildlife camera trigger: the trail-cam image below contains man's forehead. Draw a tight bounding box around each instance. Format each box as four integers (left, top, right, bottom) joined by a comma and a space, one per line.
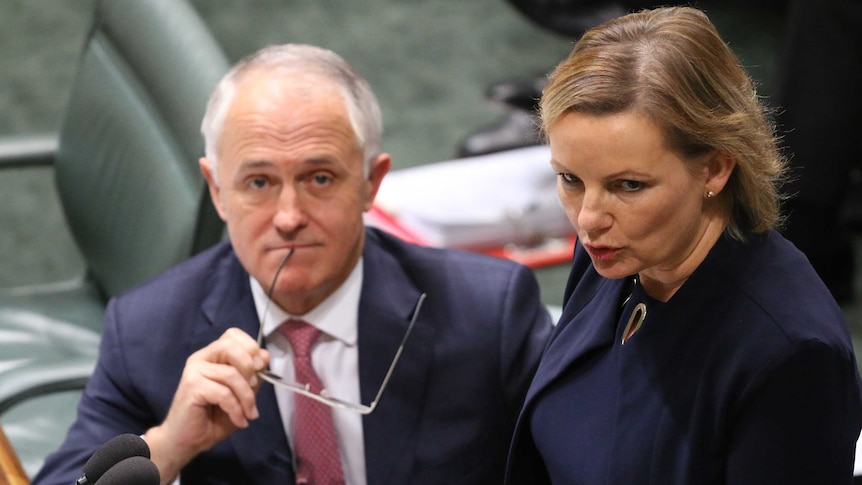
226, 76, 348, 130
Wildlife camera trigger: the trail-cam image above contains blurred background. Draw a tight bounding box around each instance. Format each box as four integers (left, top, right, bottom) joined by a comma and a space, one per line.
3, 1, 862, 479
0, 0, 786, 305
5, 0, 859, 323
9, 0, 857, 326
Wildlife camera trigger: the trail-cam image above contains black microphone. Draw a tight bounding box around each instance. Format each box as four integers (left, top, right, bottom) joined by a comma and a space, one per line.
92, 456, 160, 485
76, 434, 151, 485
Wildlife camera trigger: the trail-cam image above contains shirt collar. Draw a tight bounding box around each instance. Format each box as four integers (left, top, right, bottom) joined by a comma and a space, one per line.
250, 258, 363, 346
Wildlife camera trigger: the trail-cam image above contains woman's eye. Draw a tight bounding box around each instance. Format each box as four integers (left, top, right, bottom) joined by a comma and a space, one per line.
619, 180, 644, 192
558, 173, 580, 185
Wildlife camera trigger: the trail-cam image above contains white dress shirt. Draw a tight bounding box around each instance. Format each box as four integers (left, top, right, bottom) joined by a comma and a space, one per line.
251, 259, 366, 485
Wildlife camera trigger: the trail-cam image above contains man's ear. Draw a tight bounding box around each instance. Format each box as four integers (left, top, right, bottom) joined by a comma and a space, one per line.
199, 157, 227, 221
363, 153, 391, 211
704, 151, 736, 197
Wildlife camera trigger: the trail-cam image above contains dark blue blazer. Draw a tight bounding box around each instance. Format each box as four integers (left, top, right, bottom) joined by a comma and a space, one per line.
34, 228, 551, 485
506, 230, 862, 485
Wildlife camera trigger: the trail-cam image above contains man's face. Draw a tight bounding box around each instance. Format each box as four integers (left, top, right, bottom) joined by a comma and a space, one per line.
201, 71, 389, 314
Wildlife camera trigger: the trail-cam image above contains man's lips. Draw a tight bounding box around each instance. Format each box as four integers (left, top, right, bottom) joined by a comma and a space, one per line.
269, 243, 314, 252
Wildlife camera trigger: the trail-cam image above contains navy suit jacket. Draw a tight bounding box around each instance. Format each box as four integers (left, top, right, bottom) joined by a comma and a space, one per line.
505, 230, 862, 485
34, 228, 552, 485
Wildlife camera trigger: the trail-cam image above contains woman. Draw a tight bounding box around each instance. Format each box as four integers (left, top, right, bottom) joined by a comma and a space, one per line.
506, 6, 862, 485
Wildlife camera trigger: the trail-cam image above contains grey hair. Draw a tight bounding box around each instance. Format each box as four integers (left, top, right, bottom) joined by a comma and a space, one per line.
200, 43, 384, 179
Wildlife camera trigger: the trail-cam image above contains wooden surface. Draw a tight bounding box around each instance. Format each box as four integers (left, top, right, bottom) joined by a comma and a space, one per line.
0, 425, 28, 485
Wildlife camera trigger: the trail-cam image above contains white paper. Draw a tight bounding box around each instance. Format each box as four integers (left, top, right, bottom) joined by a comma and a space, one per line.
371, 145, 573, 249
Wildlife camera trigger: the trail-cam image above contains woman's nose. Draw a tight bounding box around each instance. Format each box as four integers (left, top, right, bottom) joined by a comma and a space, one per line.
576, 191, 611, 232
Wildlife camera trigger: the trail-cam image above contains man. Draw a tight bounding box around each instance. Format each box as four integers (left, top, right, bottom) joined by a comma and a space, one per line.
33, 44, 551, 485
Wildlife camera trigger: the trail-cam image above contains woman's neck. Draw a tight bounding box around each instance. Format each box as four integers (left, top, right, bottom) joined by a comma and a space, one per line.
638, 214, 728, 302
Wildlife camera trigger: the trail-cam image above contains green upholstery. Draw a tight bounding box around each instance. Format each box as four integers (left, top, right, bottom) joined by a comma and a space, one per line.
57, 0, 227, 298
1, 390, 82, 478
0, 0, 229, 477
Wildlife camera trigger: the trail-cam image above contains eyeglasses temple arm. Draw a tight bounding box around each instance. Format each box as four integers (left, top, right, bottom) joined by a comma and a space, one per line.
365, 292, 427, 413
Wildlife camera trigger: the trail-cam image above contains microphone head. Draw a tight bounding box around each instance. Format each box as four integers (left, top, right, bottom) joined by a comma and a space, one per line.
82, 434, 151, 483
93, 456, 160, 485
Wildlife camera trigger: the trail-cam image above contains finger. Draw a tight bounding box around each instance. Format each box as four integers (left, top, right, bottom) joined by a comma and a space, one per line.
192, 329, 269, 380
193, 361, 261, 424
191, 368, 257, 428
222, 327, 269, 370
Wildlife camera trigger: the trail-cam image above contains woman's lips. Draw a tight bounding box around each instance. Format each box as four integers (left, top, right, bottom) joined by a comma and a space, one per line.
584, 244, 620, 261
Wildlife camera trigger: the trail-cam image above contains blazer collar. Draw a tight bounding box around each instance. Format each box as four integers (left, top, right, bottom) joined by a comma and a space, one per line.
195, 236, 436, 485
523, 232, 745, 410
527, 273, 621, 403
508, 234, 748, 483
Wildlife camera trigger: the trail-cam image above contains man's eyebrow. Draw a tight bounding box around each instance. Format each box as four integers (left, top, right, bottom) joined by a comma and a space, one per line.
234, 157, 345, 175
303, 156, 341, 166
236, 160, 275, 171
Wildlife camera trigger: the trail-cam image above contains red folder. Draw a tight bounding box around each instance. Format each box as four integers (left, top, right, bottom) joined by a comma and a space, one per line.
367, 204, 575, 269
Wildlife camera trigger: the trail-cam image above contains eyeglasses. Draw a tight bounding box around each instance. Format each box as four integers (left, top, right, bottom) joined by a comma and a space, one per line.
256, 248, 426, 414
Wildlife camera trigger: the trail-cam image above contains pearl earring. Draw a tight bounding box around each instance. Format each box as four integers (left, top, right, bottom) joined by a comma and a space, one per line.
705, 191, 716, 199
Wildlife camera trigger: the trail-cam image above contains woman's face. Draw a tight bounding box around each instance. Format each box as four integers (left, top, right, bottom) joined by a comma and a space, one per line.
548, 110, 723, 294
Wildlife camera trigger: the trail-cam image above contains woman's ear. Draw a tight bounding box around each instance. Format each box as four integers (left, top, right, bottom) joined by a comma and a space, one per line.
704, 151, 736, 197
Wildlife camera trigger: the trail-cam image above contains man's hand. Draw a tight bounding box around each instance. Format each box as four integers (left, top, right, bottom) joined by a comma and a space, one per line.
143, 328, 269, 484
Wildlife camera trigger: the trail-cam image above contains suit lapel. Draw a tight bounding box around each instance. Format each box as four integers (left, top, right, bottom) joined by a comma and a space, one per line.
196, 250, 295, 483
191, 236, 440, 484
359, 235, 434, 485
507, 270, 622, 482
524, 274, 621, 406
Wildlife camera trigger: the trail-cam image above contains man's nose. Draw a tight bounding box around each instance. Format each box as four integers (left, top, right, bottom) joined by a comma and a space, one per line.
272, 185, 307, 231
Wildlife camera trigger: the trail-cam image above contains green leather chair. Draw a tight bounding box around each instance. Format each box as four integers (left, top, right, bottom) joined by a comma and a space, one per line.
0, 0, 228, 477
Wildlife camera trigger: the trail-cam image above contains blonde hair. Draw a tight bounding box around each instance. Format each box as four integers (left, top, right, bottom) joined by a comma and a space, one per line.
540, 6, 786, 240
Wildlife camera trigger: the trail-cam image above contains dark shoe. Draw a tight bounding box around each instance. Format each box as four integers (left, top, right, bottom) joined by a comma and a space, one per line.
485, 76, 547, 112
456, 110, 542, 158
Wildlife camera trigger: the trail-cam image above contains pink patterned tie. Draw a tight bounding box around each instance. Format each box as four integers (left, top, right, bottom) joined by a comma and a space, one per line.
279, 319, 345, 485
